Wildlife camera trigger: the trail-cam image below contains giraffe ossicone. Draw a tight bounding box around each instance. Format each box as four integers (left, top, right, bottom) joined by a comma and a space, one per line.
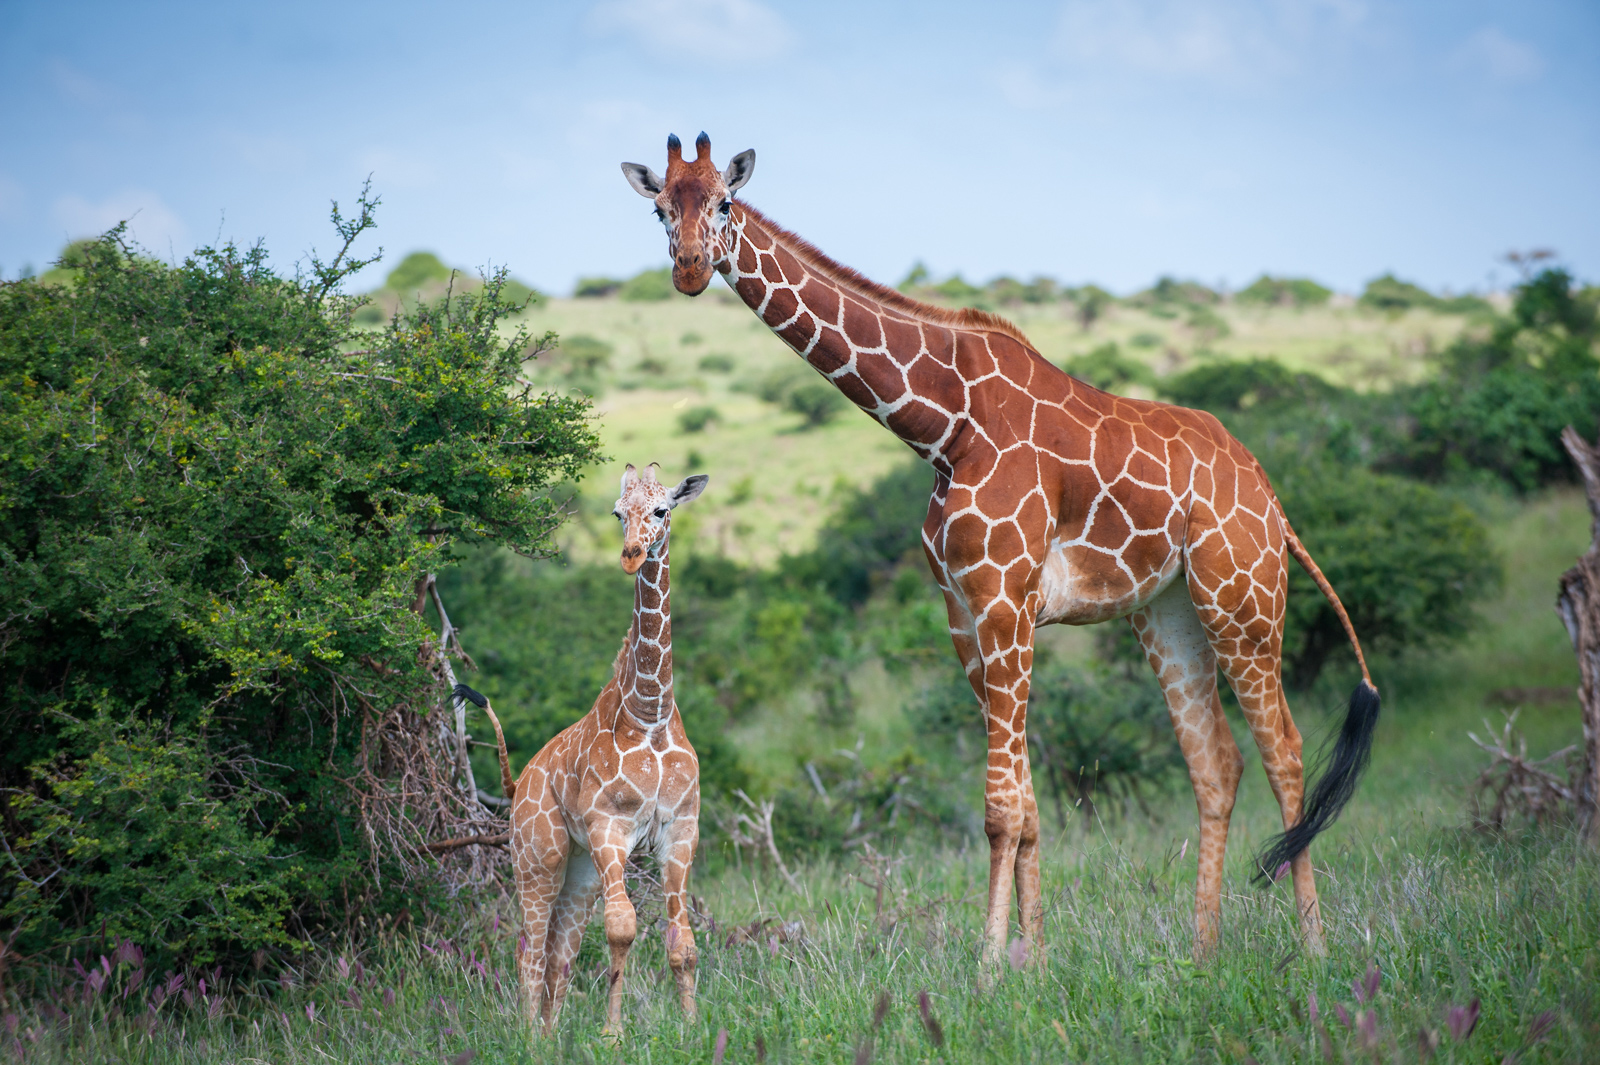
476, 463, 708, 1035
621, 133, 1382, 975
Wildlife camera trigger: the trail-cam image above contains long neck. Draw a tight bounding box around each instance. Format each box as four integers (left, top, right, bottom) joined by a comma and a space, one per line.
619, 533, 673, 727
720, 204, 986, 467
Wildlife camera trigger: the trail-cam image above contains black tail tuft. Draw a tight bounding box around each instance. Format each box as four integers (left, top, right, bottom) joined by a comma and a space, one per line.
1255, 680, 1380, 884
452, 683, 487, 709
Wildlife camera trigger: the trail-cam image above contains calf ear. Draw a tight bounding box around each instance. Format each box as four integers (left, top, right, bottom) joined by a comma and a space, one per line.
621, 162, 664, 198
669, 474, 709, 508
723, 150, 755, 193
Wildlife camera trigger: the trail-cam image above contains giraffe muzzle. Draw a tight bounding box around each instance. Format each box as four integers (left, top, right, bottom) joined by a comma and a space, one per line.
672, 253, 713, 296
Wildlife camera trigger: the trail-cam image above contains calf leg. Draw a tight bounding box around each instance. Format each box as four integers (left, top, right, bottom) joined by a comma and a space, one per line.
540, 850, 601, 1032
659, 818, 700, 1017
590, 827, 637, 1035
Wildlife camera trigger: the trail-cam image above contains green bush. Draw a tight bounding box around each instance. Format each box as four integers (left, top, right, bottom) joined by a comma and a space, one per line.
1129, 276, 1220, 308
785, 381, 848, 427
0, 198, 600, 973
678, 405, 720, 433
1063, 343, 1157, 394
1235, 274, 1332, 308
1358, 273, 1488, 315
1395, 268, 1600, 490
574, 276, 623, 298
618, 267, 675, 301
551, 333, 613, 395
1275, 462, 1503, 686
697, 353, 735, 373
384, 250, 450, 293
1072, 285, 1113, 330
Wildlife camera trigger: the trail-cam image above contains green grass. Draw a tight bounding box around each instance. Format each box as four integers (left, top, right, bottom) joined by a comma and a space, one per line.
8, 490, 1593, 1063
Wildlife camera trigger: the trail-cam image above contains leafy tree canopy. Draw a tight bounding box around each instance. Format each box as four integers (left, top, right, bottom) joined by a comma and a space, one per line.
0, 194, 600, 972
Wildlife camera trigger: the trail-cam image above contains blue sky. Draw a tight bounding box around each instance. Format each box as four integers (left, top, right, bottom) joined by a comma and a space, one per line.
1, 0, 1596, 296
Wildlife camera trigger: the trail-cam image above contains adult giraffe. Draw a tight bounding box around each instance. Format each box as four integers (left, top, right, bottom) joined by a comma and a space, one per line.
621, 133, 1379, 973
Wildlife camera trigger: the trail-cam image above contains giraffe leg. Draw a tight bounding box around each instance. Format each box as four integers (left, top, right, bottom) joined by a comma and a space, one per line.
540, 849, 601, 1033
963, 598, 1039, 980
1186, 542, 1327, 955
1219, 656, 1325, 954
1129, 580, 1243, 960
590, 826, 636, 1035
658, 818, 700, 1018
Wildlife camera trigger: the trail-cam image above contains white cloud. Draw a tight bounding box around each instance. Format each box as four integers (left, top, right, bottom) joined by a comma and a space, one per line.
53, 190, 191, 255
587, 0, 793, 63
1451, 27, 1544, 85
1047, 0, 1369, 87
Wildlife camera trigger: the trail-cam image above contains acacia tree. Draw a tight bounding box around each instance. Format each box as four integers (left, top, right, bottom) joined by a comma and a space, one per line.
0, 191, 600, 972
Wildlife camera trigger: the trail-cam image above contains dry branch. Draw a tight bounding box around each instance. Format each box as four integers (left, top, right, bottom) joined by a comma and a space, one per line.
1556, 425, 1600, 843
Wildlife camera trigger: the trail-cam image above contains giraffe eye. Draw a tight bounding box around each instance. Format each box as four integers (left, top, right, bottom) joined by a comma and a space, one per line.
719, 201, 731, 214
654, 206, 666, 222
654, 508, 668, 518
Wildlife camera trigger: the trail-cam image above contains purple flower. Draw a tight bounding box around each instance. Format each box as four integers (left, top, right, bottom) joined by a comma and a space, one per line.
383, 987, 396, 1007
1007, 937, 1028, 971
1354, 964, 1381, 1005
1527, 1010, 1557, 1044
712, 1028, 729, 1065
1334, 1003, 1352, 1028
1307, 991, 1319, 1024
1445, 998, 1480, 1041
1273, 861, 1292, 882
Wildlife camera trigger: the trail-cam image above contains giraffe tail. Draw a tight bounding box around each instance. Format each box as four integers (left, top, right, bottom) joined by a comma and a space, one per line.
1254, 504, 1381, 883
453, 683, 516, 802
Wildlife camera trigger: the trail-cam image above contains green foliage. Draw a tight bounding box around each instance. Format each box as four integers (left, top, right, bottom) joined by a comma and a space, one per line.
785, 381, 848, 427
1019, 657, 1183, 825
384, 250, 450, 293
36, 240, 102, 288
986, 275, 1061, 304
1235, 274, 1332, 308
573, 276, 623, 298
1072, 285, 1113, 331
549, 333, 613, 395
677, 405, 720, 433
1360, 273, 1490, 315
1276, 462, 1503, 686
1160, 357, 1342, 413
697, 353, 735, 373
1129, 276, 1220, 308
0, 198, 600, 971
751, 363, 849, 427
897, 262, 930, 290
618, 267, 676, 301
1396, 268, 1600, 491
1062, 343, 1157, 394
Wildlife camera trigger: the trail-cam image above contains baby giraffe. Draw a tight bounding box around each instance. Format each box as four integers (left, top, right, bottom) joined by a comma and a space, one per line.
459, 463, 706, 1036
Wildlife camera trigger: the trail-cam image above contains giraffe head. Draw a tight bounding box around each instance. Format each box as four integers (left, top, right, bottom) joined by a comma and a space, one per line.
621, 132, 755, 296
614, 463, 709, 574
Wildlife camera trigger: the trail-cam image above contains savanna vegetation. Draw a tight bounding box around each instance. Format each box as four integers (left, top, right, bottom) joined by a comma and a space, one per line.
2, 214, 1597, 1062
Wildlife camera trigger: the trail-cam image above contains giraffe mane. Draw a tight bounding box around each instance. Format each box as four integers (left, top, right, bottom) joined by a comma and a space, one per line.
736, 203, 1037, 351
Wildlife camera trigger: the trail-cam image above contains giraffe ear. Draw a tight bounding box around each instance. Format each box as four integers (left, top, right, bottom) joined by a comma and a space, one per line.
669, 474, 709, 508
621, 162, 664, 198
723, 150, 755, 194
